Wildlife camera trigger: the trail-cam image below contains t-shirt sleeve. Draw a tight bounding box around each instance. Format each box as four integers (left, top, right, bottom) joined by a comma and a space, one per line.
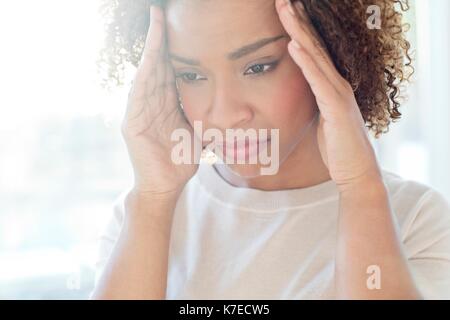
402, 188, 450, 299
88, 189, 128, 299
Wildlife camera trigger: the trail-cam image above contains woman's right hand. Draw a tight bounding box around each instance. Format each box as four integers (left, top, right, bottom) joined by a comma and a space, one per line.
122, 5, 200, 198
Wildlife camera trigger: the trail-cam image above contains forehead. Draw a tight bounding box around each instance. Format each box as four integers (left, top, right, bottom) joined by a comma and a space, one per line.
165, 0, 284, 58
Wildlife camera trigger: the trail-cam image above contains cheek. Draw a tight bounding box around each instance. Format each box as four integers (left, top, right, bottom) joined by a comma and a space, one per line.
263, 68, 316, 127
177, 63, 317, 129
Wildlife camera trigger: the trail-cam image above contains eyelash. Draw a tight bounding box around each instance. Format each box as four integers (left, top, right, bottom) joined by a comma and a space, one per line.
175, 61, 279, 84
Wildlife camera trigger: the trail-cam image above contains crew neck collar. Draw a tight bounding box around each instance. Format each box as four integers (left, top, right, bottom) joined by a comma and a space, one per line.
194, 162, 339, 213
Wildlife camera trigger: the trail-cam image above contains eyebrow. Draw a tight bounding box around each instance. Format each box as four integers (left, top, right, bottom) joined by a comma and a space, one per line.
169, 34, 287, 66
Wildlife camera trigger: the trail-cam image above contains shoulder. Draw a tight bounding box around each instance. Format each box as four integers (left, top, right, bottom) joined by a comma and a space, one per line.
381, 168, 450, 249
381, 169, 450, 299
382, 169, 445, 200
381, 168, 449, 219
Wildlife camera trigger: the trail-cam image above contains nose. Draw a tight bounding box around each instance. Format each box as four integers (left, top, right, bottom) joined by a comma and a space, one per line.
207, 77, 253, 130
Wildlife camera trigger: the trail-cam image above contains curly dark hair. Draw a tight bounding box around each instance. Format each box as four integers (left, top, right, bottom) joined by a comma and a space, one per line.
96, 0, 414, 137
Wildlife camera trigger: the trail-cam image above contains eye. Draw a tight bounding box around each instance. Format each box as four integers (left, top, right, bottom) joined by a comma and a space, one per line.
176, 72, 207, 84
244, 62, 278, 76
175, 61, 279, 84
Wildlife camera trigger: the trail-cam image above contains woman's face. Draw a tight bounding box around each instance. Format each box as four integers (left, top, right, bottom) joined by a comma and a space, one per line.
166, 0, 318, 177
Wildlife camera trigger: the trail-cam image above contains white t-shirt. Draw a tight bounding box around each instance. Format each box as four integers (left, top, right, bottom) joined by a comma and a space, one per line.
92, 162, 450, 299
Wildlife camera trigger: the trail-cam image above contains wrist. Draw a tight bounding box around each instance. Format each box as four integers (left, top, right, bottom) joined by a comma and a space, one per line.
338, 169, 387, 199
124, 188, 180, 223
130, 187, 183, 202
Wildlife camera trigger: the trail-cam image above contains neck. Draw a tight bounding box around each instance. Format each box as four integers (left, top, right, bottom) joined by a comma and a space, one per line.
213, 122, 331, 191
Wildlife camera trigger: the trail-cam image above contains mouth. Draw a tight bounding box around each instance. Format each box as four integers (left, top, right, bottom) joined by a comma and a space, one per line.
214, 137, 271, 160
223, 138, 269, 149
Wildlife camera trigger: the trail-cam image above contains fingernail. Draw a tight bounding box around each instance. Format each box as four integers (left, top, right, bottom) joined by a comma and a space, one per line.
293, 0, 306, 13
285, 0, 296, 16
150, 5, 162, 20
291, 39, 301, 50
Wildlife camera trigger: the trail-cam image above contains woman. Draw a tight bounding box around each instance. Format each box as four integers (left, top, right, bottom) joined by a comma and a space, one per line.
91, 0, 450, 299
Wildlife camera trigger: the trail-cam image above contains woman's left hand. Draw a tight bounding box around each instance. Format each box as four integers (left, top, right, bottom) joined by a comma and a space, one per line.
276, 0, 383, 192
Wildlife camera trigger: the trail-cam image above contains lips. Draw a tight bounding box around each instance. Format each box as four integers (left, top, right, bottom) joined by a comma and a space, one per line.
227, 139, 260, 149
215, 138, 269, 148
211, 137, 270, 161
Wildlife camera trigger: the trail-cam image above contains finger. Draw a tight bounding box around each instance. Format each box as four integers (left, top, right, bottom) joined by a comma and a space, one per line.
125, 5, 164, 123
287, 40, 339, 111
149, 48, 167, 94
164, 61, 178, 110
291, 1, 355, 98
276, 0, 331, 65
276, 0, 344, 87
135, 5, 164, 87
162, 59, 179, 111
149, 16, 172, 101
164, 60, 188, 124
151, 62, 185, 136
147, 53, 169, 133
164, 54, 176, 88
276, 0, 330, 66
151, 43, 184, 133
291, 1, 330, 59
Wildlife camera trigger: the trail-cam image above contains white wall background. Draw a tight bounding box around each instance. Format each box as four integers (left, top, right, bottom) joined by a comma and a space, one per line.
375, 0, 450, 200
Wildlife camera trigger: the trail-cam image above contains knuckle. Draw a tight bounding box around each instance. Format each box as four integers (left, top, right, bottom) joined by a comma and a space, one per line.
342, 80, 354, 94
128, 85, 135, 98
121, 127, 130, 140
120, 121, 129, 135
